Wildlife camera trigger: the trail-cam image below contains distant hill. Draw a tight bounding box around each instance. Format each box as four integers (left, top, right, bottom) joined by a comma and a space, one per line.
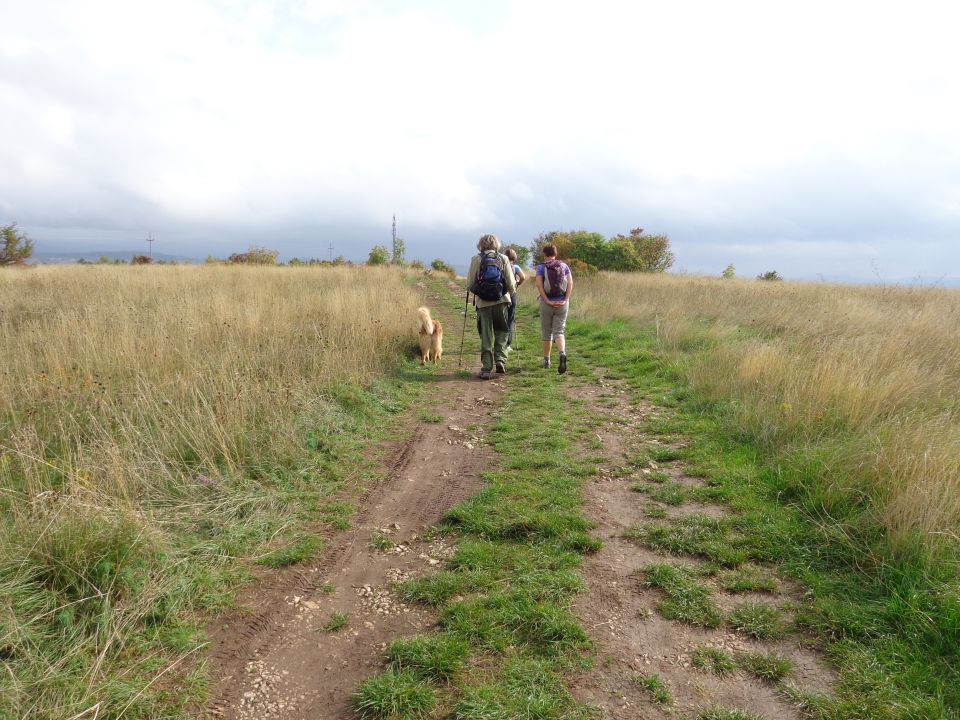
32, 250, 199, 264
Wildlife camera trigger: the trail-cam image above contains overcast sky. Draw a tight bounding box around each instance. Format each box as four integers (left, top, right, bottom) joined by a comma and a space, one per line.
2, 0, 959, 279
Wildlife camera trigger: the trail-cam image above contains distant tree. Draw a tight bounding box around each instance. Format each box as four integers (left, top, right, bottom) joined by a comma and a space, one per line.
722, 264, 736, 279
368, 245, 390, 265
1, 223, 35, 265
408, 259, 425, 270
503, 243, 530, 267
288, 257, 305, 266
97, 255, 111, 264
530, 231, 574, 264
757, 270, 783, 281
228, 246, 278, 265
131, 254, 153, 265
77, 257, 91, 265
431, 258, 455, 274
614, 228, 674, 273
531, 227, 673, 273
391, 237, 406, 265
205, 254, 222, 264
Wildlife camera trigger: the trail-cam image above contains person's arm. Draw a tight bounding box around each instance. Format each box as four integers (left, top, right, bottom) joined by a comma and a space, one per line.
562, 270, 573, 304
466, 255, 478, 293
515, 267, 526, 286
536, 273, 548, 302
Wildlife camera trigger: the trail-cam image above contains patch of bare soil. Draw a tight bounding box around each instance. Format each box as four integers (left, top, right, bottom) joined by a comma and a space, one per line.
203, 374, 505, 719
567, 385, 835, 719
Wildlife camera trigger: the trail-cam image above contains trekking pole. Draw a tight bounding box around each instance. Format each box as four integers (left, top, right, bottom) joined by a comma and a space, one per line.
458, 291, 470, 367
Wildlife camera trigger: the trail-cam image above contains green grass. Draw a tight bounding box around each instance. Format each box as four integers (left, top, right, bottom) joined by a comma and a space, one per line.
651, 481, 688, 505
369, 530, 395, 551
259, 535, 322, 568
641, 563, 723, 628
386, 635, 469, 681
649, 446, 683, 463
644, 504, 668, 519
728, 602, 787, 640
633, 672, 672, 705
692, 646, 736, 677
697, 709, 765, 720
323, 611, 349, 632
719, 566, 778, 593
352, 669, 436, 719
626, 515, 748, 567
736, 651, 793, 682
417, 409, 443, 423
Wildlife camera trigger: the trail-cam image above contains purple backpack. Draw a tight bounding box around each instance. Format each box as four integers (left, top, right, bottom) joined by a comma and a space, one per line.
543, 259, 568, 298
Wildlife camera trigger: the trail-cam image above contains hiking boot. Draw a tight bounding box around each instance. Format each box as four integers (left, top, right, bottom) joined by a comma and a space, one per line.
558, 353, 567, 375
543, 357, 551, 369
495, 362, 506, 374
479, 369, 492, 380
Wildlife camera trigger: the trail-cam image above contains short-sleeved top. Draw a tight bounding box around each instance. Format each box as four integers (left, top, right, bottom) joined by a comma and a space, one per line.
536, 261, 571, 301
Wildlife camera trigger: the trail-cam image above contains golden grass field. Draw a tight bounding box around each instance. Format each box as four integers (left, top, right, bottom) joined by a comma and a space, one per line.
575, 273, 960, 558
0, 264, 420, 716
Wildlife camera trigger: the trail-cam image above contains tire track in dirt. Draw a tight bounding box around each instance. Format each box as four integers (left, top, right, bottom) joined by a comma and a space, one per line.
566, 380, 835, 719
204, 287, 502, 719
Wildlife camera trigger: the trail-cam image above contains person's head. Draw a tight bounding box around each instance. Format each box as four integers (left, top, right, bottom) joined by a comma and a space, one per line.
542, 244, 557, 258
477, 234, 501, 253
505, 247, 517, 262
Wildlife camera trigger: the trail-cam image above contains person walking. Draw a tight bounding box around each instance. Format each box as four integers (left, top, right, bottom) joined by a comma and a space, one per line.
467, 234, 517, 380
535, 243, 573, 374
504, 247, 525, 352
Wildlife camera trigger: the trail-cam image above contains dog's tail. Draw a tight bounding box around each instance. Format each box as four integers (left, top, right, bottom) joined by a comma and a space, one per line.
417, 307, 435, 335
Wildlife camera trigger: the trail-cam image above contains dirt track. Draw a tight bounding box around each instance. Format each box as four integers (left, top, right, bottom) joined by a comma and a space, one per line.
567, 382, 834, 718
205, 370, 504, 719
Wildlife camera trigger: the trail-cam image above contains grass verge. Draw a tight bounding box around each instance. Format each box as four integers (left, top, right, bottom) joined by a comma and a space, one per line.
571, 317, 960, 719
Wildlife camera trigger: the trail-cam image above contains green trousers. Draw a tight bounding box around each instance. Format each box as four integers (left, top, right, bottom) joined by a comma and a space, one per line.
477, 303, 510, 371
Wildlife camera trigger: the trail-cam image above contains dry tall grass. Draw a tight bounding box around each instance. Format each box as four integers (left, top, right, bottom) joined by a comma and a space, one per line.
575, 273, 960, 558
0, 264, 419, 716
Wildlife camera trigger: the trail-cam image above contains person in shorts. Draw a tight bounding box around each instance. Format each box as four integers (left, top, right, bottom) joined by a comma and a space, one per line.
535, 244, 573, 374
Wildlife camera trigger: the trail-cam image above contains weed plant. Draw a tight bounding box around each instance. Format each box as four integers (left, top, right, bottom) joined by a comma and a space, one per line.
735, 651, 793, 682
641, 563, 723, 628
633, 672, 672, 704
692, 646, 736, 677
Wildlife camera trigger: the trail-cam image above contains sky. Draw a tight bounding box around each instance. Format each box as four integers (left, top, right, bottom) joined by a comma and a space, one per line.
2, 0, 959, 280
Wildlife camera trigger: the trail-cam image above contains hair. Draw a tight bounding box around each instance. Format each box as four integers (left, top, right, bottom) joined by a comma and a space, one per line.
505, 248, 517, 262
477, 234, 501, 252
542, 244, 557, 258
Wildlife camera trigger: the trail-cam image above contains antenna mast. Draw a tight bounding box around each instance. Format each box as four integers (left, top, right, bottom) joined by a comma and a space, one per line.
392, 214, 397, 262
146, 232, 155, 259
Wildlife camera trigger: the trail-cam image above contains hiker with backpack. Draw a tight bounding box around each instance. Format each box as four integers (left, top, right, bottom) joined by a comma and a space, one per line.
504, 247, 525, 352
535, 243, 573, 374
467, 234, 517, 380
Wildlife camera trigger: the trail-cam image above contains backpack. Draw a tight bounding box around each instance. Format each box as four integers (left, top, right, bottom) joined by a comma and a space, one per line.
470, 251, 506, 301
542, 259, 568, 298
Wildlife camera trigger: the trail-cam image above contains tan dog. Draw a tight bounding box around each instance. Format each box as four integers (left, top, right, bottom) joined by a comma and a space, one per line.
417, 307, 443, 364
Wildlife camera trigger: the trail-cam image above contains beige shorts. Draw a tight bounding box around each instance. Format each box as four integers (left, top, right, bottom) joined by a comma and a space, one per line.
540, 301, 569, 340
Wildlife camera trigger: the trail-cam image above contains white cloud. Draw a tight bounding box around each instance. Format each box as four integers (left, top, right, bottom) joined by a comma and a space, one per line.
1, 0, 959, 276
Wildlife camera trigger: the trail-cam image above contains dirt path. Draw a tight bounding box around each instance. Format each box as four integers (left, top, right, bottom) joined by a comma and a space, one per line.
203, 295, 500, 719
566, 381, 834, 719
